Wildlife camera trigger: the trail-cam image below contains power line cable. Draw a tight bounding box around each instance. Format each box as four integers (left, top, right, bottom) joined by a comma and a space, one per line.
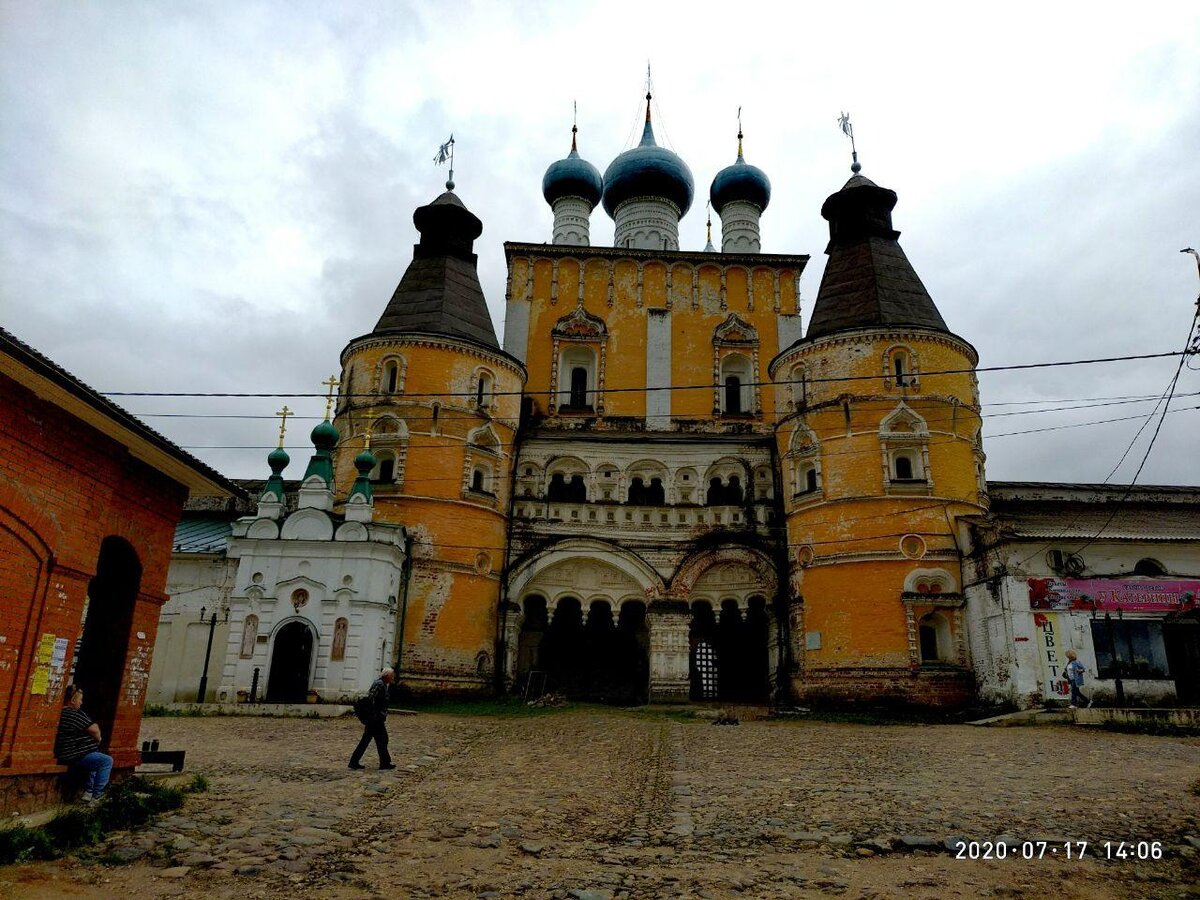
99, 349, 1187, 400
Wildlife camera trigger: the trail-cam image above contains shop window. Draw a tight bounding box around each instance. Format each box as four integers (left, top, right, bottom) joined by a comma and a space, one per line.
1089, 620, 1171, 679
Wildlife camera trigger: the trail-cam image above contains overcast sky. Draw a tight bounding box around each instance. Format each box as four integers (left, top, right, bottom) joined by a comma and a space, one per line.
2, 1, 1198, 485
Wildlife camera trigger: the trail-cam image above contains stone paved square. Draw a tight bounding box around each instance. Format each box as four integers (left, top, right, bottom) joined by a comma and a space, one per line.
2, 709, 1198, 898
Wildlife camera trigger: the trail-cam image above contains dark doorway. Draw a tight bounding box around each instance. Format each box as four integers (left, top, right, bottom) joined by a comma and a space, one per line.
267, 621, 314, 702
1164, 617, 1200, 704
74, 536, 142, 743
515, 595, 547, 683
540, 598, 584, 695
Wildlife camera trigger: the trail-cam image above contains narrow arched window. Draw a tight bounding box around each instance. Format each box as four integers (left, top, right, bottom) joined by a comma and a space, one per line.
569, 367, 588, 409
894, 354, 907, 386
895, 455, 914, 480
476, 379, 485, 407
725, 376, 742, 414
385, 362, 399, 393
471, 468, 485, 492
805, 466, 818, 493
431, 403, 440, 433
647, 477, 665, 506
378, 456, 395, 483
727, 475, 743, 504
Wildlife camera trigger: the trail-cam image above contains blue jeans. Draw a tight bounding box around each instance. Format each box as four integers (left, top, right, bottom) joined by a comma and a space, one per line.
1069, 681, 1089, 707
77, 751, 113, 798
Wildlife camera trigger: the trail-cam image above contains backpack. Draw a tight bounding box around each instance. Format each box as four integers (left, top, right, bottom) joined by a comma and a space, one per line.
353, 694, 372, 722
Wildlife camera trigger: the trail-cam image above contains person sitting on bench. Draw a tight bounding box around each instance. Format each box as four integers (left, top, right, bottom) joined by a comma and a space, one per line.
54, 684, 112, 803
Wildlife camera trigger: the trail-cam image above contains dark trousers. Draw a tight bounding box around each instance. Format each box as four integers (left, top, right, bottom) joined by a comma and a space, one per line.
350, 718, 391, 766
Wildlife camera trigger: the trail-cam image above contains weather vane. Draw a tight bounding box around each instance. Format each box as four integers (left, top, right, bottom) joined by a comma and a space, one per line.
838, 111, 861, 173
274, 405, 291, 449
434, 134, 455, 190
321, 375, 339, 420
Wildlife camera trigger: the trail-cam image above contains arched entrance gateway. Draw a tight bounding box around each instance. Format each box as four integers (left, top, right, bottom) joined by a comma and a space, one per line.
505, 541, 659, 704
504, 540, 778, 705
674, 548, 778, 704
266, 620, 315, 703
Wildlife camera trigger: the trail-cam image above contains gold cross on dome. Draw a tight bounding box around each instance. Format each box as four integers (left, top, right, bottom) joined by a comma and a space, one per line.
363, 430, 372, 451
275, 405, 292, 448
322, 375, 339, 419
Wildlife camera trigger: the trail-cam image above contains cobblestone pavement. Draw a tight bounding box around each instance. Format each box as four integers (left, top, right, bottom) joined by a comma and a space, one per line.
2, 709, 1198, 899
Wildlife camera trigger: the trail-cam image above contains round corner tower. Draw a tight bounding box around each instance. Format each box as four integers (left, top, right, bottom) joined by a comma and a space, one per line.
334, 187, 526, 697
771, 169, 988, 708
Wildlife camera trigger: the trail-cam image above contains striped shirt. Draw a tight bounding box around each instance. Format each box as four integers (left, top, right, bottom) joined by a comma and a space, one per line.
54, 707, 99, 763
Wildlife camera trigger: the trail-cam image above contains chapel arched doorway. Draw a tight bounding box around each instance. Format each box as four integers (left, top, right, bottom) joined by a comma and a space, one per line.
74, 536, 142, 739
266, 621, 314, 703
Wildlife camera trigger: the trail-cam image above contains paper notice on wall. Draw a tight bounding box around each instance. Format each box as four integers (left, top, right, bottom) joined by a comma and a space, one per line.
36, 633, 56, 664
51, 637, 69, 669
31, 665, 50, 695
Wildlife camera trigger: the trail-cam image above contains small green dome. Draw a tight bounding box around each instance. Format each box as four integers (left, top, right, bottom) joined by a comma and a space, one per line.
354, 448, 377, 474
311, 419, 339, 450
267, 446, 290, 474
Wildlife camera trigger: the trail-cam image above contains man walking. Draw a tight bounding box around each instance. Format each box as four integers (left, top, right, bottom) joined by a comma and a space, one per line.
349, 667, 396, 770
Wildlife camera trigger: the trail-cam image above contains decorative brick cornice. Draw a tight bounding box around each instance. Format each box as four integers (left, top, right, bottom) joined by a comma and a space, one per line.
340, 332, 527, 379
770, 326, 978, 377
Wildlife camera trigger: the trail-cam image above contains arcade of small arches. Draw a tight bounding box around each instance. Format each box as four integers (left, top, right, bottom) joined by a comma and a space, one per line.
515, 457, 776, 507
504, 543, 780, 704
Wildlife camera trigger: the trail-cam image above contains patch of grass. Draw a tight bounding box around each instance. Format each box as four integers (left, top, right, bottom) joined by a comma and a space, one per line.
42, 809, 104, 852
0, 777, 190, 866
187, 773, 209, 794
0, 825, 57, 865
142, 704, 210, 718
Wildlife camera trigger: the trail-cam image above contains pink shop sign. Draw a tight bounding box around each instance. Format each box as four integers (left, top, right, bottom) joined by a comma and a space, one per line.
1028, 578, 1200, 613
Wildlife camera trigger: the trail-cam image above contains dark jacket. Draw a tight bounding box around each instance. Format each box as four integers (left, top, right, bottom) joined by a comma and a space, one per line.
365, 677, 389, 721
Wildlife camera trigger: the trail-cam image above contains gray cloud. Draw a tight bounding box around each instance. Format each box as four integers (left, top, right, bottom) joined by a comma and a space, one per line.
2, 2, 1197, 484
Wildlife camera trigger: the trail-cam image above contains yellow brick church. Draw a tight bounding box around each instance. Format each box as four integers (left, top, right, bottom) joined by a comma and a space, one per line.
219, 94, 989, 708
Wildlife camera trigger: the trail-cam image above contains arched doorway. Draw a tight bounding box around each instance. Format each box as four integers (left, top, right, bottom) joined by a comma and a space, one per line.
266, 621, 314, 702
74, 536, 142, 740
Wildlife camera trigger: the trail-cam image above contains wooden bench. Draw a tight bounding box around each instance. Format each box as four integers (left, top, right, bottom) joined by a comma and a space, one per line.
139, 749, 186, 772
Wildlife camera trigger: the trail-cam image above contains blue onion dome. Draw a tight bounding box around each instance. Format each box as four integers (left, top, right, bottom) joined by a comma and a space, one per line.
267, 446, 290, 474
310, 419, 339, 451
542, 126, 603, 208
710, 131, 771, 213
602, 93, 694, 217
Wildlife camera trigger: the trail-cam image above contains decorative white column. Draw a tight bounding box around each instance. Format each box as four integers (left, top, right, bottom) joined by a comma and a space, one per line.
648, 601, 691, 701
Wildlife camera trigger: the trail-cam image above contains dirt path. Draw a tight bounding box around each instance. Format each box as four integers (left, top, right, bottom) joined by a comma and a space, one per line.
2, 710, 1197, 898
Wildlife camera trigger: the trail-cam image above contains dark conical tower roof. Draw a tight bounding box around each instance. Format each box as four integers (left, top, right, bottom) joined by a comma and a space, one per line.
805, 172, 948, 341
372, 190, 499, 349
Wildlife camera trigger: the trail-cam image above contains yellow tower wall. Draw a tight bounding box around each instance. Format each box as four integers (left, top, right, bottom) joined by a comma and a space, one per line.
333, 334, 525, 696
773, 328, 987, 706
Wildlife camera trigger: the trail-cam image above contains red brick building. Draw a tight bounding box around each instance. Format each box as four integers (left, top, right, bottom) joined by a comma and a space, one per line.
0, 328, 238, 812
